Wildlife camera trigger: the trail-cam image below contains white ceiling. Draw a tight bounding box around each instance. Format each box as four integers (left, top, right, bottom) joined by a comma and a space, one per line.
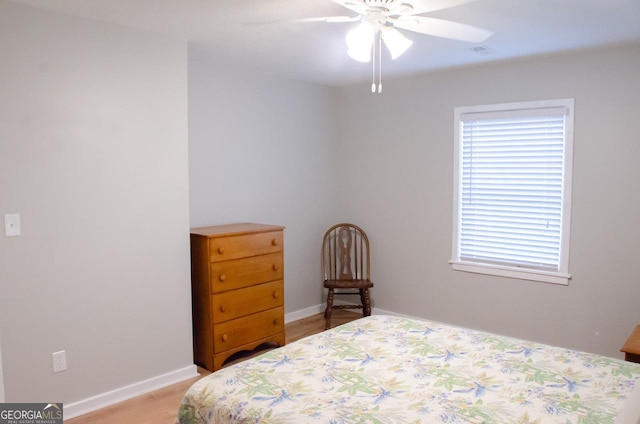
10, 0, 640, 87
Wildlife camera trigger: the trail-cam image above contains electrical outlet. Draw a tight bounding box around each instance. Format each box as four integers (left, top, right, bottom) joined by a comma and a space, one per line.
52, 350, 67, 373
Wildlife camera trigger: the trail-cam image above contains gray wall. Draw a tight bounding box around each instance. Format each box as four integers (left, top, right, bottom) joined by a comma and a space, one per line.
0, 1, 192, 403
334, 44, 640, 358
188, 58, 338, 315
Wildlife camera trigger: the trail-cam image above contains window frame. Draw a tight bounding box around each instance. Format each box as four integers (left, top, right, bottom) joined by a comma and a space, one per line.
450, 98, 575, 285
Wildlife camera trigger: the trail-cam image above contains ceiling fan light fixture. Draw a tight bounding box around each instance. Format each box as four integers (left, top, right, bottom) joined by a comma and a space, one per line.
381, 28, 413, 59
346, 22, 375, 62
300, 0, 494, 92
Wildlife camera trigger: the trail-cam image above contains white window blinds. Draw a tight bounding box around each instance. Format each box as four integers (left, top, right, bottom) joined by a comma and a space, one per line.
452, 99, 574, 283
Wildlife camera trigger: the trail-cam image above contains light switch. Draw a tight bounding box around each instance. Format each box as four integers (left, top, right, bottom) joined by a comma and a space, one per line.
4, 214, 21, 237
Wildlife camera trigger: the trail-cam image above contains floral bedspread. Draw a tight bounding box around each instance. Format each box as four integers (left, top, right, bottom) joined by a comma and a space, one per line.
176, 315, 640, 424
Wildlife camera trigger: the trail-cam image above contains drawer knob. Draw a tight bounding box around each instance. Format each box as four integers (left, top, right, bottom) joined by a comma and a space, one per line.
273, 319, 278, 326
217, 247, 225, 254
272, 264, 279, 271
222, 334, 228, 342
272, 291, 278, 299
220, 305, 227, 313
219, 274, 227, 282
271, 239, 278, 246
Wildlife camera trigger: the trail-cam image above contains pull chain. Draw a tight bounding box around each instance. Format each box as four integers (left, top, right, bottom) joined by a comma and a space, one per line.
378, 32, 382, 93
371, 30, 376, 93
370, 31, 383, 94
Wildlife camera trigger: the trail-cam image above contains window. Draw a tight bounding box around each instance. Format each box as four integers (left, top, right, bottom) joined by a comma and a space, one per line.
451, 99, 574, 285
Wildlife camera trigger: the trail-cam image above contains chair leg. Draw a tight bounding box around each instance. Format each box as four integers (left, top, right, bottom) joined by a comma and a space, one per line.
361, 288, 372, 317
324, 289, 334, 330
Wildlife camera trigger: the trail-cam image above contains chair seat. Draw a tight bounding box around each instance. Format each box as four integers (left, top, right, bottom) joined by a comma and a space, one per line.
324, 279, 374, 289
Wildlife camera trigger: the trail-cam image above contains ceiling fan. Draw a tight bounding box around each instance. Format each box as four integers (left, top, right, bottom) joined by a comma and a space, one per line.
299, 0, 492, 92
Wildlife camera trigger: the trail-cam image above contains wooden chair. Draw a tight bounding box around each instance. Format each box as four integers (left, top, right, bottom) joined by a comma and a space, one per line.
322, 223, 374, 330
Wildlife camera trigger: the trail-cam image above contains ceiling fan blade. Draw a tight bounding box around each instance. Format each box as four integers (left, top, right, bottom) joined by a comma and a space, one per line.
331, 0, 368, 14
394, 15, 492, 43
404, 0, 477, 15
244, 15, 359, 26
294, 15, 361, 23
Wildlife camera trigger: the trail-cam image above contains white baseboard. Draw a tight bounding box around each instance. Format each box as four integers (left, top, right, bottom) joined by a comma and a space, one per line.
284, 304, 408, 323
284, 301, 380, 324
61, 306, 334, 420
63, 364, 198, 420
62, 306, 405, 421
371, 307, 411, 318
60, 305, 335, 421
284, 303, 325, 323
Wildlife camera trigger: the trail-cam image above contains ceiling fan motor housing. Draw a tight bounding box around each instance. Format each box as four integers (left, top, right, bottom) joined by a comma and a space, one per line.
362, 0, 413, 14
363, 0, 394, 6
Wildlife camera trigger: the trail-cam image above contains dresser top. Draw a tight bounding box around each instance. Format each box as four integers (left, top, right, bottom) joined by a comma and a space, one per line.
190, 222, 285, 237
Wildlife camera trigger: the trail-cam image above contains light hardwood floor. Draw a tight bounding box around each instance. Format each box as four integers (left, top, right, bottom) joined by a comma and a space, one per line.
66, 311, 360, 423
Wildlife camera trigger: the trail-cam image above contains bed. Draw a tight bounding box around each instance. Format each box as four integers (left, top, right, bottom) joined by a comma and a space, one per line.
176, 315, 640, 423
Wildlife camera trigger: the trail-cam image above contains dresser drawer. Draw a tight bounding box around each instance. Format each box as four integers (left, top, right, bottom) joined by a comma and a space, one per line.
212, 280, 284, 324
209, 231, 283, 262
210, 253, 283, 293
213, 307, 284, 354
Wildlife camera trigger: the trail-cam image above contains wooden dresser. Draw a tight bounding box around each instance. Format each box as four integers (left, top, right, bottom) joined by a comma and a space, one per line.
190, 223, 285, 371
621, 325, 640, 364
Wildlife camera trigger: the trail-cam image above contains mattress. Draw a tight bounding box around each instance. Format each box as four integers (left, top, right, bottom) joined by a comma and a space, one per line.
176, 315, 640, 423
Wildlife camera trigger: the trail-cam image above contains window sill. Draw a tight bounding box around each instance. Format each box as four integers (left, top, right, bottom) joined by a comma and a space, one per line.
449, 261, 571, 286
